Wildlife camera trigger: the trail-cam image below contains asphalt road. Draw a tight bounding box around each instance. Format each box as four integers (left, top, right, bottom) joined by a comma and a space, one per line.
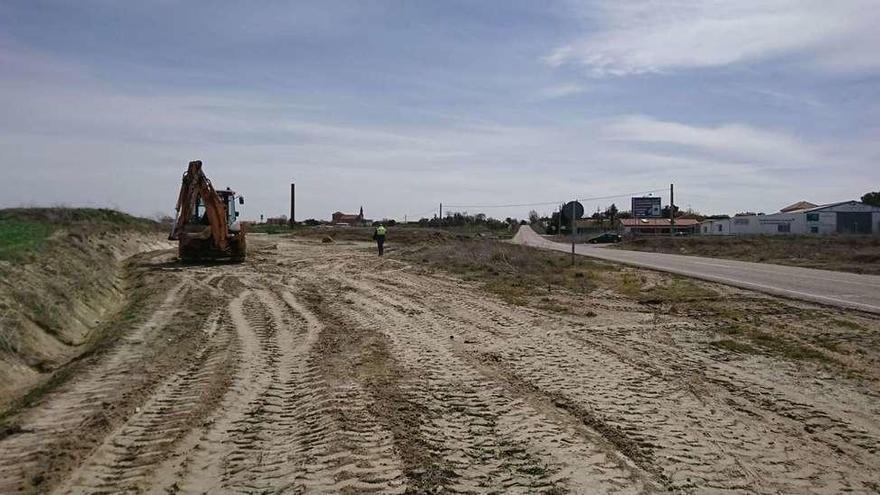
513, 226, 880, 314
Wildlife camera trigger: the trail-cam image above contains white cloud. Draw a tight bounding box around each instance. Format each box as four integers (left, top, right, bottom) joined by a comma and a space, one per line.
600, 115, 818, 166
535, 83, 589, 100
1, 41, 878, 220
547, 0, 880, 76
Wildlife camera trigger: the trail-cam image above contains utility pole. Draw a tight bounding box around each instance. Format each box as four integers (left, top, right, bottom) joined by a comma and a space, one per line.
570, 201, 576, 266
669, 183, 675, 237
290, 182, 296, 227
439, 203, 443, 226
556, 204, 562, 236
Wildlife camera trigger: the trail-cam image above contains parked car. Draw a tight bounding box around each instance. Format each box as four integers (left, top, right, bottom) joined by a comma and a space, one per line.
588, 232, 622, 244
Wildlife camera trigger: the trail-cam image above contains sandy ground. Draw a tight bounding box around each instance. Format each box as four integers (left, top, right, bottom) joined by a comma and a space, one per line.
1, 237, 879, 493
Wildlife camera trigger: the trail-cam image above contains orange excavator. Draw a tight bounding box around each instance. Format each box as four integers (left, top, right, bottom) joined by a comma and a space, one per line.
169, 160, 247, 261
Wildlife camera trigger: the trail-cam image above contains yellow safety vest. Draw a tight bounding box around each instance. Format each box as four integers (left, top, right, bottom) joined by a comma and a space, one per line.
376, 226, 387, 236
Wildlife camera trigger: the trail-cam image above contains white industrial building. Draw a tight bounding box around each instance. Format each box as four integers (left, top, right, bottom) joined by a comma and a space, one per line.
701, 200, 880, 235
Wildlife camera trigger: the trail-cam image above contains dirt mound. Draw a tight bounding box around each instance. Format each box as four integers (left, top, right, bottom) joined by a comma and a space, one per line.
0, 208, 171, 407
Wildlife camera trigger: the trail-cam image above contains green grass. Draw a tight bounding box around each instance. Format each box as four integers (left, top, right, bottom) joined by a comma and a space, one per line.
2, 207, 145, 223
0, 218, 54, 260
0, 208, 158, 231
397, 239, 611, 312
612, 272, 718, 304
812, 334, 845, 353
713, 322, 833, 364
830, 318, 867, 332
639, 278, 718, 304
614, 272, 642, 298
750, 331, 829, 362
0, 208, 161, 261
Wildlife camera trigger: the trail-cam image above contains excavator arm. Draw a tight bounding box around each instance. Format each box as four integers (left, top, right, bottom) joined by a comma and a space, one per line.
170, 160, 230, 251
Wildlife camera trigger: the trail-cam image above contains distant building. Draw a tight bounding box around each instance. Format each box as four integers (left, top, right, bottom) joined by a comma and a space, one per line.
779, 200, 818, 213
332, 206, 366, 226
266, 216, 288, 225
621, 218, 700, 235
701, 200, 880, 235
573, 218, 604, 234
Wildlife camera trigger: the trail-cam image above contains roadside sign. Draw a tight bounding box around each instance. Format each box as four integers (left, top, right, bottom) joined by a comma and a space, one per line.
562, 201, 584, 222
632, 197, 661, 218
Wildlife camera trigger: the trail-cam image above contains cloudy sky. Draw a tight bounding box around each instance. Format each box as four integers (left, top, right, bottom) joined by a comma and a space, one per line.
1, 1, 878, 221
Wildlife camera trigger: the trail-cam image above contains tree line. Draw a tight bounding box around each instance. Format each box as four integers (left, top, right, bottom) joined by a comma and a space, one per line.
416, 212, 521, 230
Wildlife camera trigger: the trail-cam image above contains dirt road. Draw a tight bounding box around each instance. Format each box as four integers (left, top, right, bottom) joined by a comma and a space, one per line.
514, 226, 880, 314
1, 237, 879, 493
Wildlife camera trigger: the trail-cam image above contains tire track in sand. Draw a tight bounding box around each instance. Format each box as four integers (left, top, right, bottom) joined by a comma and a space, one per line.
330, 274, 654, 494
56, 308, 235, 493
283, 282, 406, 493
0, 279, 190, 494
368, 271, 880, 493
150, 283, 405, 493
153, 290, 273, 493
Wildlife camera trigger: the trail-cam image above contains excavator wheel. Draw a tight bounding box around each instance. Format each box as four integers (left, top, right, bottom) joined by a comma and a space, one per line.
179, 243, 200, 262
231, 234, 247, 262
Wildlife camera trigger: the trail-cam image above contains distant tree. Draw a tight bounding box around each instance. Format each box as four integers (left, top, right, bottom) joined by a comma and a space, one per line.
528, 210, 540, 224
605, 203, 619, 229
303, 218, 321, 226
661, 204, 680, 217
416, 212, 515, 230
520, 219, 528, 225
862, 191, 880, 207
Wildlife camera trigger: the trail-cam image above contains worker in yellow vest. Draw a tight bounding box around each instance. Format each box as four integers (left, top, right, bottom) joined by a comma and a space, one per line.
373, 224, 387, 256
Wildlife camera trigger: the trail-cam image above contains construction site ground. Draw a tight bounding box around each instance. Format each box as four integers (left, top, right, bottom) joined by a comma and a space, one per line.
2, 234, 879, 494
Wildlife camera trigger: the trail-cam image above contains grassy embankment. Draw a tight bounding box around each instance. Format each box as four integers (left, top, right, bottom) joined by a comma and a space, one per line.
616, 235, 880, 275
0, 218, 54, 261
395, 237, 878, 375
0, 208, 162, 350
0, 208, 166, 416
0, 208, 159, 259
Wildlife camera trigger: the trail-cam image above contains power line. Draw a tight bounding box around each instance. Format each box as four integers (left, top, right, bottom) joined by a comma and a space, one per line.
444, 200, 563, 209
444, 188, 667, 209
399, 187, 669, 220
406, 207, 440, 219
577, 188, 667, 204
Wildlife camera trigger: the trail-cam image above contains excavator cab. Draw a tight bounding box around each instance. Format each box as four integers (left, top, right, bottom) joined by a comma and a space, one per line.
170, 161, 247, 262
218, 188, 243, 230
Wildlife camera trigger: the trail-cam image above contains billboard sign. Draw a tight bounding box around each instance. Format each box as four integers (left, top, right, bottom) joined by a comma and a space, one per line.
632, 197, 661, 218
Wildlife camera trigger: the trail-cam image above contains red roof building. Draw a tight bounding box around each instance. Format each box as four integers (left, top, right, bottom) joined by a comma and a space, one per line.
620, 218, 700, 235
332, 206, 366, 225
